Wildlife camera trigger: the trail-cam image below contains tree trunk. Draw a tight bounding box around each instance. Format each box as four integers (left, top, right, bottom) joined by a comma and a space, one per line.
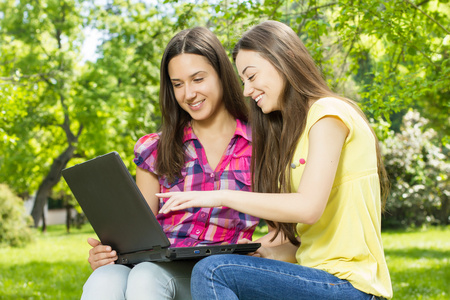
440, 194, 449, 225
27, 0, 84, 229
31, 145, 76, 227
41, 211, 46, 233
66, 202, 72, 233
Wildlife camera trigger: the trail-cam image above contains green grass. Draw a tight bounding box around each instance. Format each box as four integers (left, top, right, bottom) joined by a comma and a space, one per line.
0, 224, 93, 299
382, 227, 450, 299
0, 225, 448, 299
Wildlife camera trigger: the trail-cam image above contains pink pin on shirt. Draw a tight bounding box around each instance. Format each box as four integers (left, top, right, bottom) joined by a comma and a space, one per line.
291, 158, 306, 169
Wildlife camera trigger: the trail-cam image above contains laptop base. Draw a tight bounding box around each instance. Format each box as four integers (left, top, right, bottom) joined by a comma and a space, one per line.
117, 243, 261, 265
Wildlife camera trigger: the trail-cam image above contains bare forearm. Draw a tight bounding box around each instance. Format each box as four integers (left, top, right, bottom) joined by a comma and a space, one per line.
221, 190, 321, 224
158, 117, 346, 225
159, 189, 324, 224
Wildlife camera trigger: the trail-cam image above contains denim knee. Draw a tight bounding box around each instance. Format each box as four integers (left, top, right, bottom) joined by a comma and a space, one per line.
192, 255, 222, 277
191, 255, 231, 287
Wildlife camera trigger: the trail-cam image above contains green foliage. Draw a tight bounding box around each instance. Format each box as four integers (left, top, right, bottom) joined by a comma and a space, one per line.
333, 0, 450, 137
0, 77, 33, 145
0, 0, 87, 196
0, 184, 34, 247
208, 0, 450, 141
1, 0, 449, 226
378, 110, 450, 228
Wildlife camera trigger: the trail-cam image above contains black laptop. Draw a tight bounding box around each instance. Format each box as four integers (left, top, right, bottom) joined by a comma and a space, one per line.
62, 151, 260, 265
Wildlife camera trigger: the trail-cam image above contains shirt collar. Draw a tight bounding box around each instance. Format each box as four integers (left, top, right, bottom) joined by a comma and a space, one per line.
182, 119, 251, 143
183, 122, 196, 143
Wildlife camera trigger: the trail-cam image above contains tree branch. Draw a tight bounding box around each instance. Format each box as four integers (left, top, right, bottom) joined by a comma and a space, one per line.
302, 1, 338, 14
393, 26, 439, 69
269, 0, 284, 19
337, 33, 357, 80
416, 0, 431, 7
296, 2, 338, 34
403, 0, 450, 35
392, 47, 405, 73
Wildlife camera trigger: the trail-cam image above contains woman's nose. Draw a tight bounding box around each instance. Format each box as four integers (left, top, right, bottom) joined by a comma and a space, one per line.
185, 84, 197, 100
243, 82, 253, 97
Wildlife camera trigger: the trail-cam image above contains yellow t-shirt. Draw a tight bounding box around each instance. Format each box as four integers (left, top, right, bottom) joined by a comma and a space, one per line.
292, 97, 393, 299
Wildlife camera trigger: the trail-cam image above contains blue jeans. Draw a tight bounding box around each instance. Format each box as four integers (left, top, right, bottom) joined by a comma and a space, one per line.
191, 255, 379, 300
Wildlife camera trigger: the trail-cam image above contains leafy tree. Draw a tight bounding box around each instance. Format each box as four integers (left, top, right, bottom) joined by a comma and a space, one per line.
0, 0, 212, 228
332, 0, 449, 139
1, 0, 448, 231
0, 84, 30, 145
212, 0, 449, 140
0, 0, 89, 227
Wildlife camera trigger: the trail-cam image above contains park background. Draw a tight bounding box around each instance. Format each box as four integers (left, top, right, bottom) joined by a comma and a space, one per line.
0, 0, 449, 298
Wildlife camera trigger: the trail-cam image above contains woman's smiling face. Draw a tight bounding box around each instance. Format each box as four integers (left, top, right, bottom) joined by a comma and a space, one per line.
235, 50, 285, 114
168, 53, 224, 121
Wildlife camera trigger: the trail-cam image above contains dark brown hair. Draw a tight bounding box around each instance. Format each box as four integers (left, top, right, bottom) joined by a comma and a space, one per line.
233, 20, 389, 245
158, 27, 247, 183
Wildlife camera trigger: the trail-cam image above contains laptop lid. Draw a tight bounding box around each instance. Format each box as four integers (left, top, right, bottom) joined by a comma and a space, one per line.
62, 151, 261, 263
62, 151, 170, 254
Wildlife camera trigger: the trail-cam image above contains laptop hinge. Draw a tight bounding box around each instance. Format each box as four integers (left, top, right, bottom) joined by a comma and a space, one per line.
152, 245, 162, 251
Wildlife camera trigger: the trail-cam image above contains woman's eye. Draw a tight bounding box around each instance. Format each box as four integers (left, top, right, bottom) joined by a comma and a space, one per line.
241, 75, 255, 86
194, 77, 204, 83
172, 82, 182, 88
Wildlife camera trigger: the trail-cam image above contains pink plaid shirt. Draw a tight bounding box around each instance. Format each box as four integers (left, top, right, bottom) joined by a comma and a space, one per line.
134, 119, 259, 247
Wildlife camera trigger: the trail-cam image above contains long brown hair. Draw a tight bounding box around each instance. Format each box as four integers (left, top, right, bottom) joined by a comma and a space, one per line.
158, 27, 247, 183
233, 20, 389, 245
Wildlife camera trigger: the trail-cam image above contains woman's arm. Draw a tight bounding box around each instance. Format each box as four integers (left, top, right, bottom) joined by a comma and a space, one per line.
159, 116, 349, 224
136, 166, 161, 215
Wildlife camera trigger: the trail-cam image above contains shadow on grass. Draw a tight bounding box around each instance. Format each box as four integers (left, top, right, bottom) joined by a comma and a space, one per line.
0, 261, 91, 300
389, 267, 449, 299
40, 223, 95, 237
385, 247, 450, 259
385, 248, 450, 299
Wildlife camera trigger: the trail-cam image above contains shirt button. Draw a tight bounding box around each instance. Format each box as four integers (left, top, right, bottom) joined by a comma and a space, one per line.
195, 229, 201, 234
201, 213, 207, 218
210, 173, 214, 178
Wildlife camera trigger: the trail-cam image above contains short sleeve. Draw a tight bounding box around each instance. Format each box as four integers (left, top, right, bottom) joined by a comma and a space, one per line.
134, 133, 160, 174
306, 98, 354, 139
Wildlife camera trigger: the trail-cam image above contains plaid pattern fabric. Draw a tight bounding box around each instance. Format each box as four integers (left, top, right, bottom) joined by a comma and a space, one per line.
134, 119, 259, 247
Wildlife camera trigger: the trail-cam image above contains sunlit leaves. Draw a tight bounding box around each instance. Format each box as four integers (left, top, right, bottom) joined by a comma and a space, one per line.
0, 0, 448, 210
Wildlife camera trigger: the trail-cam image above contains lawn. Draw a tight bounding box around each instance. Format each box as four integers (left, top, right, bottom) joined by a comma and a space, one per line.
0, 225, 93, 299
381, 227, 450, 299
0, 224, 448, 299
